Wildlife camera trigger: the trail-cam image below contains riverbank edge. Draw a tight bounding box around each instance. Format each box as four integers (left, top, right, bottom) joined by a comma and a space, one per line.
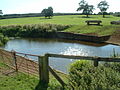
53, 32, 120, 45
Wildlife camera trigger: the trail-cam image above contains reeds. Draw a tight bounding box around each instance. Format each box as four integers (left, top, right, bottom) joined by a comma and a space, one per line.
0, 24, 71, 37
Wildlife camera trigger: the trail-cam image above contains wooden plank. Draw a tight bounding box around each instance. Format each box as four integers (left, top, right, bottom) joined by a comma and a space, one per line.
47, 53, 120, 62
13, 52, 18, 72
49, 66, 66, 87
94, 60, 99, 67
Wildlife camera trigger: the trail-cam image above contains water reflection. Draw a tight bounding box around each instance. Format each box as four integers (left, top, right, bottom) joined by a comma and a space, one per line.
3, 38, 120, 73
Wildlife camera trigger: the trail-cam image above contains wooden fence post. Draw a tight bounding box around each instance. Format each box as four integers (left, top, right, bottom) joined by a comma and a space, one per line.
37, 54, 49, 88
13, 52, 18, 72
94, 60, 98, 67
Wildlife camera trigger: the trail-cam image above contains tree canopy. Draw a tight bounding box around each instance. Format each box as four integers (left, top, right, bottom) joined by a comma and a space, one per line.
77, 0, 94, 17
41, 7, 53, 19
97, 0, 109, 18
0, 10, 3, 15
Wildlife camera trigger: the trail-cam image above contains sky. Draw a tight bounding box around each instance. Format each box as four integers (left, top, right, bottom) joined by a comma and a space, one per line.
1, 0, 120, 14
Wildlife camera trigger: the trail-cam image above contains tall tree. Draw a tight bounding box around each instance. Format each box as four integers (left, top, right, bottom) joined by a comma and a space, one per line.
77, 0, 94, 17
0, 10, 3, 15
41, 7, 53, 19
97, 0, 109, 18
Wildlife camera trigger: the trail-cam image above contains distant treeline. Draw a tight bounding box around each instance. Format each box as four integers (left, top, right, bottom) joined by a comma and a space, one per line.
0, 12, 119, 19
0, 13, 82, 19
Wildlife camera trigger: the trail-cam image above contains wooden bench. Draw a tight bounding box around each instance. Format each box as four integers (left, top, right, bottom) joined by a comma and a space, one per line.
85, 20, 102, 25
110, 21, 120, 25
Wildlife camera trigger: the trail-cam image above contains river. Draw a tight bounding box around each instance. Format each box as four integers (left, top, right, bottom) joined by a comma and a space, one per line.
3, 38, 120, 73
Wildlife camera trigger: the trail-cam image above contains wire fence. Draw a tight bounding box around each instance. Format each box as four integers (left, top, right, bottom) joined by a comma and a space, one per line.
0, 48, 120, 89
0, 49, 39, 77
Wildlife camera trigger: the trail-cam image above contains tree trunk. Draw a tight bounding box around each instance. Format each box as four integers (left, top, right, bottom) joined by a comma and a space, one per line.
86, 14, 89, 18
103, 12, 105, 18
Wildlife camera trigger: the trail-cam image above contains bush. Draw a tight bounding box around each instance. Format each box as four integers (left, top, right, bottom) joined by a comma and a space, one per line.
0, 33, 9, 46
67, 60, 120, 90
0, 24, 71, 38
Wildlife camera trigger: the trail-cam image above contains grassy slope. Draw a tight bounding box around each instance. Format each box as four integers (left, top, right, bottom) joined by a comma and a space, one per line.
0, 60, 68, 90
0, 15, 120, 36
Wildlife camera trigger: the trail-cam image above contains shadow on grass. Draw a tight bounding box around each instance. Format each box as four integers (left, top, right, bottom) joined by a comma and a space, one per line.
76, 16, 96, 18
35, 81, 48, 90
103, 16, 112, 18
39, 18, 52, 20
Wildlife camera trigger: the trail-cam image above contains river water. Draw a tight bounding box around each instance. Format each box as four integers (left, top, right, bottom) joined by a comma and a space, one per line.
3, 38, 120, 73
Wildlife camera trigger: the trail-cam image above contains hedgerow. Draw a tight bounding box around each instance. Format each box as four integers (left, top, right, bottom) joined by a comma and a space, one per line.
0, 24, 71, 37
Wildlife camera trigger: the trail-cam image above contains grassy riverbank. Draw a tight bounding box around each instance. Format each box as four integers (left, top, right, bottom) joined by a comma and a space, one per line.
0, 15, 120, 36
0, 60, 68, 90
1, 59, 120, 90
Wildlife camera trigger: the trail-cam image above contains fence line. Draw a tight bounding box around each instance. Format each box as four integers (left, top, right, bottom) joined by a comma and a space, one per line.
48, 53, 120, 62
0, 49, 39, 76
36, 53, 120, 89
0, 49, 120, 89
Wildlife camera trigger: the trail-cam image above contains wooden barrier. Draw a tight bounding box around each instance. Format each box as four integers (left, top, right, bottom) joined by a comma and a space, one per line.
38, 55, 49, 85
37, 53, 120, 89
1, 49, 120, 89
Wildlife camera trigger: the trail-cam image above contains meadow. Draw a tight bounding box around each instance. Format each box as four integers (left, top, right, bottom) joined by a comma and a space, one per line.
0, 15, 120, 36
0, 15, 120, 89
0, 60, 68, 90
0, 57, 120, 90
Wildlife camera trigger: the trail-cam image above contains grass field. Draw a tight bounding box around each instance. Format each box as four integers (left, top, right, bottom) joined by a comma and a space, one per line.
0, 60, 68, 90
0, 15, 120, 36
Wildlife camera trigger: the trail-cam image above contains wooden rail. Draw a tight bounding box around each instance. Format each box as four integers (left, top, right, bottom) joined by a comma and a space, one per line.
47, 53, 120, 62
36, 53, 120, 89
1, 49, 120, 89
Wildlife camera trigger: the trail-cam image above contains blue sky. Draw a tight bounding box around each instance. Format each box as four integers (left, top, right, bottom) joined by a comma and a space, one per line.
1, 0, 120, 14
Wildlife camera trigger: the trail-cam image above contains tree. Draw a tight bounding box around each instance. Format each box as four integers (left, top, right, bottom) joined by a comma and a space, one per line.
97, 0, 109, 18
77, 0, 94, 18
0, 10, 3, 15
41, 7, 53, 19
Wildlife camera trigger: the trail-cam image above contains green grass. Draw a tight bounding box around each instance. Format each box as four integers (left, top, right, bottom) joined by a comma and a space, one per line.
0, 15, 120, 36
0, 60, 68, 90
0, 15, 119, 25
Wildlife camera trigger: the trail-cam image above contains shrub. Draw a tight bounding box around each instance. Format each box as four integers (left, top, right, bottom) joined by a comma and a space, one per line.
68, 60, 120, 90
0, 33, 9, 46
0, 24, 71, 38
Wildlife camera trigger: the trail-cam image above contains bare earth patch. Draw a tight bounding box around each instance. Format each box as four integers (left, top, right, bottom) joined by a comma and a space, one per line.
107, 30, 120, 45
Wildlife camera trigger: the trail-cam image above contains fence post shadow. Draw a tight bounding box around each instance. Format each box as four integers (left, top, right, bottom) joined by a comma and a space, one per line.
35, 81, 48, 90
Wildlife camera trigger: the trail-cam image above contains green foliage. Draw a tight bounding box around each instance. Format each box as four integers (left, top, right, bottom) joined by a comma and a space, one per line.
0, 15, 120, 36
0, 33, 9, 46
98, 0, 109, 18
113, 12, 120, 17
0, 10, 3, 15
77, 0, 94, 17
41, 7, 53, 19
0, 24, 70, 38
68, 60, 120, 90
